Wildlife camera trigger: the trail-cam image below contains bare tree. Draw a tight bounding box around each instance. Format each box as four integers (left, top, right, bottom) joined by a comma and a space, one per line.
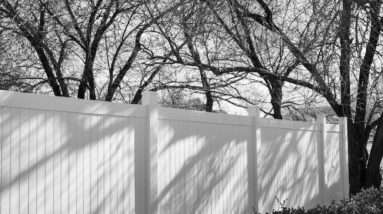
0, 0, 183, 101
198, 0, 383, 192
0, 0, 71, 96
149, 0, 329, 117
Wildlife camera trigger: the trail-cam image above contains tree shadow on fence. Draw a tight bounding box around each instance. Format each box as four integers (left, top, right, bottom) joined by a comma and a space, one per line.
153, 118, 345, 214
153, 119, 250, 214
0, 104, 139, 213
257, 122, 344, 213
0, 100, 346, 214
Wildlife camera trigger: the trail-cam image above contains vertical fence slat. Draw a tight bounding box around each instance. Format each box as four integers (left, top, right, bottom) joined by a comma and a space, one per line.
339, 117, 349, 199
316, 114, 326, 204
18, 111, 27, 213
11, 108, 19, 214
0, 107, 3, 213
247, 107, 260, 213
2, 108, 10, 214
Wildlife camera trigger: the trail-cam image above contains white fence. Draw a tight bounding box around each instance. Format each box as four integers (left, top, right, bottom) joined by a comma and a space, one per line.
0, 90, 349, 214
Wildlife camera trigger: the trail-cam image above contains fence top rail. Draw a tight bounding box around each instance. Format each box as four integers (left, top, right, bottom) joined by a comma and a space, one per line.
157, 107, 252, 126
156, 107, 341, 132
0, 91, 344, 132
258, 118, 319, 131
0, 90, 146, 118
258, 118, 341, 132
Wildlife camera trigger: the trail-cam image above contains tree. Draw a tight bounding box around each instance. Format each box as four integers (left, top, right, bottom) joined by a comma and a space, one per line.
150, 0, 329, 118
0, 0, 183, 101
0, 0, 70, 96
195, 0, 383, 193
142, 1, 250, 112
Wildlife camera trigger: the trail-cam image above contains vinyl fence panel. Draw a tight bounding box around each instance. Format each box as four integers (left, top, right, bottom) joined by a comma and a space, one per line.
257, 119, 321, 212
155, 108, 251, 214
0, 91, 349, 214
0, 91, 145, 214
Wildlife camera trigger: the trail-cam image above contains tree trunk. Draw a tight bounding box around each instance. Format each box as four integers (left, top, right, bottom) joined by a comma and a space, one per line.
77, 70, 96, 99
268, 79, 283, 119
198, 69, 213, 112
365, 122, 383, 188
77, 80, 87, 99
348, 122, 369, 194
77, 54, 97, 100
205, 90, 213, 112
34, 46, 62, 96
131, 89, 143, 104
339, 0, 352, 117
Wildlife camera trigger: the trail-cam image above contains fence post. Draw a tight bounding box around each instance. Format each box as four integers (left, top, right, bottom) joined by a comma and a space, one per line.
142, 91, 159, 214
247, 107, 260, 213
316, 114, 326, 204
339, 117, 349, 199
